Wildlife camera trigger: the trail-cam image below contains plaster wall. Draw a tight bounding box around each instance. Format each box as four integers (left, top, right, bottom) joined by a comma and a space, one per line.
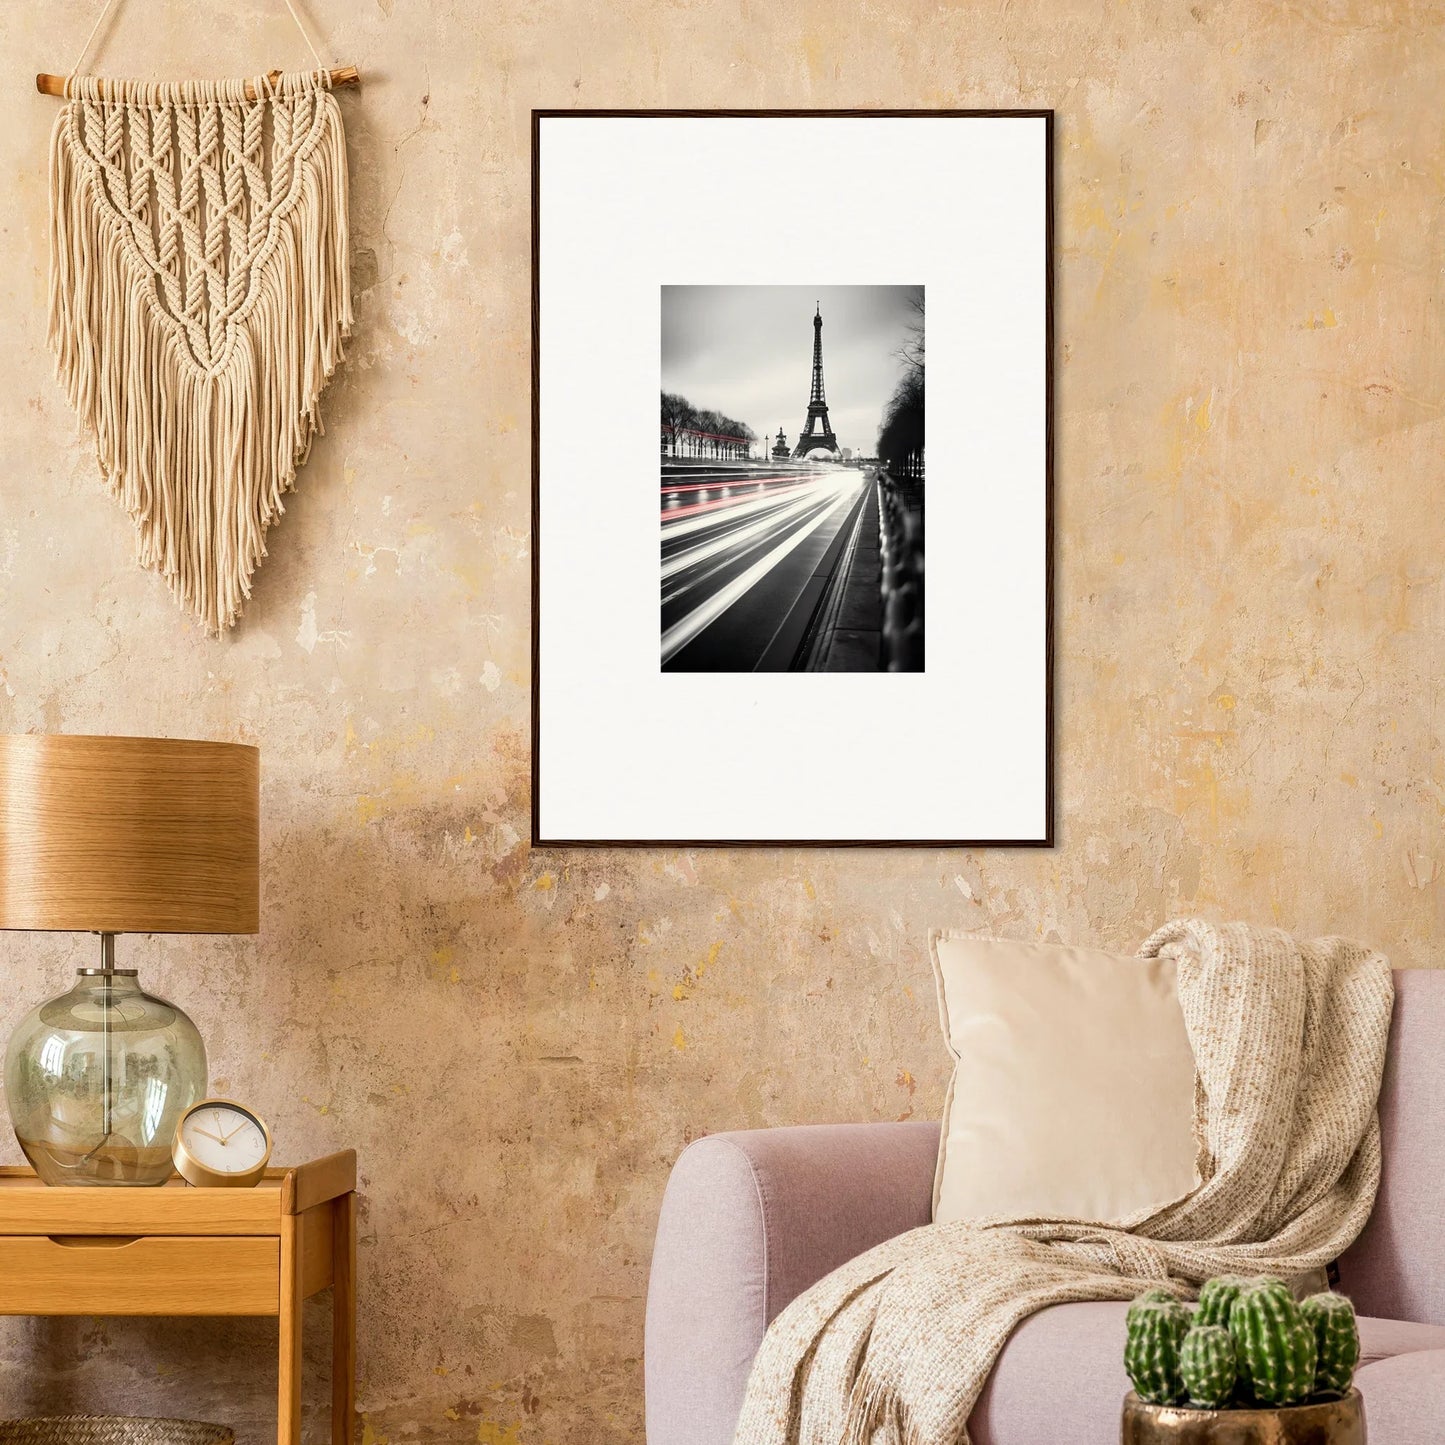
0, 1, 1441, 1440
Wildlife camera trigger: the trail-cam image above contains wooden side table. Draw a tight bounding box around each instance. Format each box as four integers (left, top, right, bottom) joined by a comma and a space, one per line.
0, 1150, 357, 1445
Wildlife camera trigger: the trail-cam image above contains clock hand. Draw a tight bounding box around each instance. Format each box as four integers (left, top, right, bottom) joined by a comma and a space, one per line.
191, 1126, 227, 1144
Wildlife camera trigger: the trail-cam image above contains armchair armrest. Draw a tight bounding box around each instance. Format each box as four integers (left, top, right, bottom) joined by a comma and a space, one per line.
644, 1121, 939, 1445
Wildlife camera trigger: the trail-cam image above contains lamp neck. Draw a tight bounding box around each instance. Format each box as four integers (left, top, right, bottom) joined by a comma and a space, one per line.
81, 934, 139, 992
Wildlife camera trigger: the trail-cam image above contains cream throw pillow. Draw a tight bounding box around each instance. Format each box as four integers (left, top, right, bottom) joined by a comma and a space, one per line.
931, 932, 1199, 1226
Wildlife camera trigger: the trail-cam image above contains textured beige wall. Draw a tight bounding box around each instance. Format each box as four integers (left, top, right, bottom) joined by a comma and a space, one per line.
0, 0, 1442, 1439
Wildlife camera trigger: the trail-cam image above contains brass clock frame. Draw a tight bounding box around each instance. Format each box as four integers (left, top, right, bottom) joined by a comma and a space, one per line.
172, 1097, 273, 1188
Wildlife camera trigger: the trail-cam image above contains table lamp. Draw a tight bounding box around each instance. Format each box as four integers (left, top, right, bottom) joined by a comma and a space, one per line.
0, 735, 259, 1186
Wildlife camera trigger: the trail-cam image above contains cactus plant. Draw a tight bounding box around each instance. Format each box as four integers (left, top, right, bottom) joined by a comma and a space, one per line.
1127, 1287, 1178, 1317
1301, 1292, 1360, 1396
1229, 1278, 1318, 1406
1179, 1324, 1238, 1408
1124, 1277, 1361, 1413
1124, 1297, 1192, 1405
1194, 1274, 1256, 1329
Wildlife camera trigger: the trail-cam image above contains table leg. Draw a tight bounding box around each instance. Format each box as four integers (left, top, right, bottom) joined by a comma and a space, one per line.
279, 1212, 303, 1445
332, 1193, 356, 1445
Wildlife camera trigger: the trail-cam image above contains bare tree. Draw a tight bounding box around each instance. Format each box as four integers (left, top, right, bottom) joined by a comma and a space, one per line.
694, 409, 722, 459
660, 392, 695, 457
662, 394, 758, 461
878, 370, 924, 481
880, 292, 924, 481
896, 289, 925, 379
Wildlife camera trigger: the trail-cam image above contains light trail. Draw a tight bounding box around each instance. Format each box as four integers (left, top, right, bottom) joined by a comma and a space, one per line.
660, 472, 798, 494
659, 478, 830, 538
660, 473, 863, 665
661, 480, 849, 581
661, 486, 851, 608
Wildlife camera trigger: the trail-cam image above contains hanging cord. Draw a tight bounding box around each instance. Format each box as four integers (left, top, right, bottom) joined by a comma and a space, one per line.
68, 0, 327, 88
279, 0, 328, 71
68, 0, 121, 80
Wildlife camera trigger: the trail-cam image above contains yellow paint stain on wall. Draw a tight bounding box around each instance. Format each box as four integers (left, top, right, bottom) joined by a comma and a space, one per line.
430, 945, 462, 985
448, 564, 487, 600
1160, 388, 1215, 483
533, 872, 556, 891
672, 1025, 687, 1052
801, 31, 826, 84
476, 1424, 522, 1445
1172, 749, 1224, 833
671, 942, 721, 1001
354, 770, 426, 827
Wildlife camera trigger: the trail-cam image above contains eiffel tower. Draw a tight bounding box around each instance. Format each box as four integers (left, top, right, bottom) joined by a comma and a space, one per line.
792, 303, 839, 457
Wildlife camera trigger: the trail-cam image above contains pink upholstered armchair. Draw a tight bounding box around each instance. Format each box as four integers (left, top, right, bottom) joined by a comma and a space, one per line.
645, 969, 1445, 1445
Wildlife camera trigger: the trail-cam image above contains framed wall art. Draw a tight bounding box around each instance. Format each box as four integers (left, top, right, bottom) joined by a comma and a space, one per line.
532, 110, 1053, 847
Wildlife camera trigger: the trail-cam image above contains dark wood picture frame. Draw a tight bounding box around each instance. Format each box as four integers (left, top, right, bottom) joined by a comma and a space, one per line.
531, 108, 1054, 849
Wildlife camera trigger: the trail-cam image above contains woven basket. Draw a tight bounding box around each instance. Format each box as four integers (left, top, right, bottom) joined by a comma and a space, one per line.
0, 1421, 232, 1445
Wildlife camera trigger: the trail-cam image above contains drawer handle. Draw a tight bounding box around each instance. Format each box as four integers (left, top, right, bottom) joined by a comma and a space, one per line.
47, 1235, 142, 1248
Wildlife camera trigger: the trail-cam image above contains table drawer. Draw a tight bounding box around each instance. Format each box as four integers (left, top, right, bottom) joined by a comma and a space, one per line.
0, 1235, 279, 1315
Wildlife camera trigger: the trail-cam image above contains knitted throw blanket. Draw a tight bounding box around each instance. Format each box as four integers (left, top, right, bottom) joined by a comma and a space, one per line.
733, 920, 1393, 1445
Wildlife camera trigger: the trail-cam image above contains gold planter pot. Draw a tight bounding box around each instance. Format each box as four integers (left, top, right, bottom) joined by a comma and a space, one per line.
1121, 1390, 1365, 1445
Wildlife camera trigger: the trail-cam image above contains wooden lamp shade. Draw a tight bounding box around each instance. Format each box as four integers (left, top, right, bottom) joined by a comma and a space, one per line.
0, 735, 259, 934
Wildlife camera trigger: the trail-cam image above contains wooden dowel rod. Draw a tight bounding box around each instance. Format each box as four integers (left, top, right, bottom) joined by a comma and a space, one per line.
36, 65, 359, 99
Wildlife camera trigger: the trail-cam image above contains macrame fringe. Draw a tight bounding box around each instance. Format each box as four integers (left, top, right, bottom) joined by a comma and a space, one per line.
48, 73, 352, 633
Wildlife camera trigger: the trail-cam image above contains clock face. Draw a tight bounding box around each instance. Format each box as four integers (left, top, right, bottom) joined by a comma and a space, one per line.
179, 1103, 269, 1176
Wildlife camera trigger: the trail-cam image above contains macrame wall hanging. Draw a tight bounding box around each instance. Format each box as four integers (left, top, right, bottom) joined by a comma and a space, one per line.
40, 0, 359, 633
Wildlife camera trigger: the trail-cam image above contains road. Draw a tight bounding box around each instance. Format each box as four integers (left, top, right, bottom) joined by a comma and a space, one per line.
660, 463, 869, 671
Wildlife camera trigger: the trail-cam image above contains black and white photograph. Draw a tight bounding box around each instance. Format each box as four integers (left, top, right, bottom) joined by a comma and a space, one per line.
534, 111, 1050, 844
659, 285, 924, 673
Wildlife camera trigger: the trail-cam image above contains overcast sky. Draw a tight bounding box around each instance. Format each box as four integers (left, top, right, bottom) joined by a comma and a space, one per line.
661, 285, 922, 454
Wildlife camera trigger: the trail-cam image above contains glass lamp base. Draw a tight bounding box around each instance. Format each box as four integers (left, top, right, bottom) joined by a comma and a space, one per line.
3, 962, 207, 1187
15, 1136, 180, 1187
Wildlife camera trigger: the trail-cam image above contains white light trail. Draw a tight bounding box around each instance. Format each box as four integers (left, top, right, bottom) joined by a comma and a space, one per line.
660, 478, 863, 665
659, 479, 823, 542
660, 480, 852, 582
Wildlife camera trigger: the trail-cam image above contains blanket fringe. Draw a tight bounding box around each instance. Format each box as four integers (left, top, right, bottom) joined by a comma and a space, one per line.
841, 1369, 925, 1445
